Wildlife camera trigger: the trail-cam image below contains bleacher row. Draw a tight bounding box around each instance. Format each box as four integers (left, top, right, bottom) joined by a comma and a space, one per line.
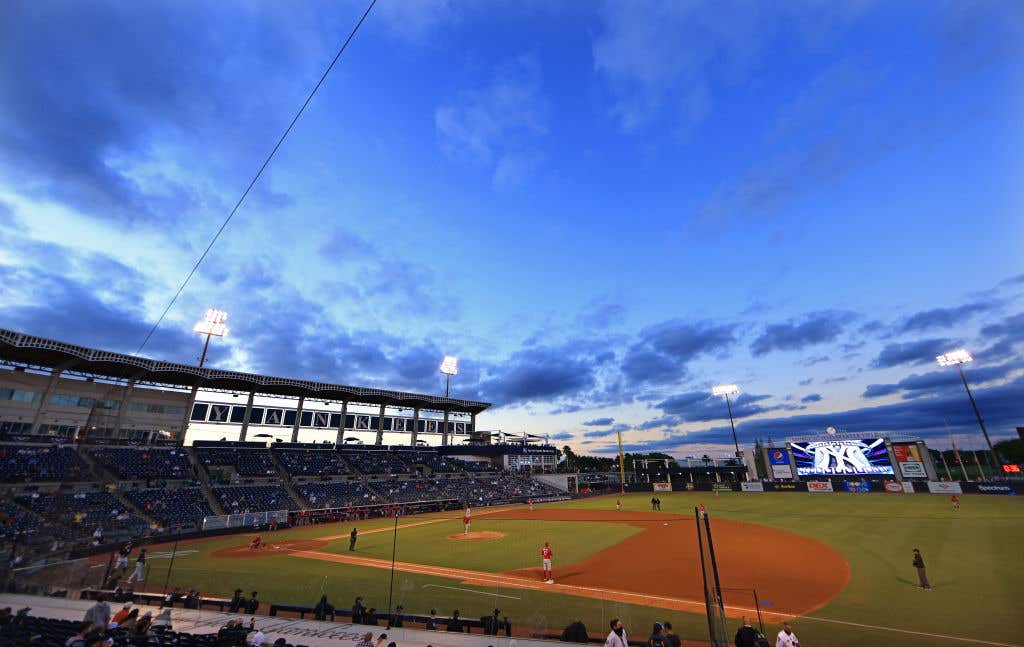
1, 443, 563, 548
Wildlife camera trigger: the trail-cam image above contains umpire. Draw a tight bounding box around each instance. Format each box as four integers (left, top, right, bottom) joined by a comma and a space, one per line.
912, 548, 931, 589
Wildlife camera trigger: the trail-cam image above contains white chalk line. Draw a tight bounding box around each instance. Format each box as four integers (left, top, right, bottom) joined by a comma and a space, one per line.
422, 584, 521, 600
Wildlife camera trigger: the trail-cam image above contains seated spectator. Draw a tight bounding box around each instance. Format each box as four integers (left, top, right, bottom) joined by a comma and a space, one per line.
64, 621, 92, 647
244, 591, 259, 614
184, 590, 200, 610
118, 608, 140, 631
365, 608, 379, 626
111, 604, 132, 626
229, 589, 244, 613
375, 633, 388, 647
446, 610, 464, 632
425, 609, 438, 630
355, 632, 374, 647
390, 605, 404, 627
313, 595, 333, 621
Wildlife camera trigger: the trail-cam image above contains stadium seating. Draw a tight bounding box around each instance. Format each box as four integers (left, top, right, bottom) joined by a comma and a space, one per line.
124, 487, 213, 530
377, 478, 456, 503
339, 450, 411, 475
213, 484, 298, 513
89, 447, 195, 480
194, 446, 277, 479
297, 481, 382, 508
0, 444, 90, 482
273, 448, 351, 476
15, 491, 150, 538
398, 451, 467, 473
459, 459, 497, 472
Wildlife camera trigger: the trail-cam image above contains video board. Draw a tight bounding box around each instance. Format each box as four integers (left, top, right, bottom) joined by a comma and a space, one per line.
790, 438, 894, 476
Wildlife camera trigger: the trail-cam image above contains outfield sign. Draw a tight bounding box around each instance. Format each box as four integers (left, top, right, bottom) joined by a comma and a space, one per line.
883, 481, 904, 493
844, 480, 871, 493
741, 482, 764, 492
653, 482, 672, 492
927, 481, 962, 494
806, 480, 833, 492
768, 448, 793, 479
977, 484, 1013, 494
892, 443, 927, 478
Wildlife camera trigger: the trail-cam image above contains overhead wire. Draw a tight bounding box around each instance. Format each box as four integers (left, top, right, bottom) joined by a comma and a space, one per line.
135, 0, 378, 356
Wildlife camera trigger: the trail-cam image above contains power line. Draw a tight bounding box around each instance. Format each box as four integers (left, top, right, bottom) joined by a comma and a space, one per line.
135, 0, 378, 356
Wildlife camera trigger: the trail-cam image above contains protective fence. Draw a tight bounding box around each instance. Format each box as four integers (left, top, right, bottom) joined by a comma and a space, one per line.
695, 507, 728, 647
201, 510, 289, 531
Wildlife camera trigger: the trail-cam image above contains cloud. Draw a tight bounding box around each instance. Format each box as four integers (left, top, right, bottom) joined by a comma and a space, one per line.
899, 302, 996, 333
435, 55, 546, 186
862, 358, 1024, 400
871, 338, 958, 369
549, 432, 574, 441
621, 320, 735, 385
475, 343, 599, 407
801, 393, 822, 403
373, 0, 456, 40
655, 390, 786, 422
750, 311, 848, 356
577, 302, 627, 330
582, 417, 615, 427
582, 423, 632, 439
981, 313, 1024, 344
800, 355, 831, 367
798, 378, 814, 386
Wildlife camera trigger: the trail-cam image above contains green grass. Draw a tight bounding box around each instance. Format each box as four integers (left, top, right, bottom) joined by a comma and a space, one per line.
137, 493, 1023, 647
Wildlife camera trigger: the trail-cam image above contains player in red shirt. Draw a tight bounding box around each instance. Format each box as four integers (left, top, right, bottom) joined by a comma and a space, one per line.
528, 498, 534, 511
541, 541, 554, 583
699, 503, 706, 519
463, 508, 472, 535
615, 499, 621, 511
951, 494, 960, 511
249, 535, 262, 550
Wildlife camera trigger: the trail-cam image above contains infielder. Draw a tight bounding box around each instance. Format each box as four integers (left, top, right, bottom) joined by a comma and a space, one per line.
126, 549, 146, 583
541, 541, 553, 583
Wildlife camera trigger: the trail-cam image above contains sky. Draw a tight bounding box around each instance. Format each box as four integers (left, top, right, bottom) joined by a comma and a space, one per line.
1, 1, 1022, 458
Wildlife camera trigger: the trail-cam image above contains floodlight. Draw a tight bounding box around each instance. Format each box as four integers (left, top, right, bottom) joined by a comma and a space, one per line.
193, 309, 229, 337
936, 349, 972, 366
440, 356, 459, 376
712, 384, 739, 397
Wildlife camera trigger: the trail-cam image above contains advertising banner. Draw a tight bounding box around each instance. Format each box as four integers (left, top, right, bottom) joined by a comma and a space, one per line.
807, 480, 834, 493
768, 448, 793, 479
976, 484, 1013, 495
653, 482, 672, 492
883, 481, 905, 493
764, 481, 807, 492
927, 481, 963, 494
741, 482, 764, 492
790, 438, 894, 476
844, 480, 871, 493
892, 443, 926, 478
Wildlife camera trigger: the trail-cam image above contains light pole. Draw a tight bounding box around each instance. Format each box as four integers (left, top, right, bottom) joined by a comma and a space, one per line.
936, 349, 999, 471
439, 356, 458, 397
193, 309, 229, 367
712, 384, 741, 456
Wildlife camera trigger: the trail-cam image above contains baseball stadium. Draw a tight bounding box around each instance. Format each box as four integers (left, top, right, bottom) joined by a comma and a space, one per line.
1, 330, 1022, 647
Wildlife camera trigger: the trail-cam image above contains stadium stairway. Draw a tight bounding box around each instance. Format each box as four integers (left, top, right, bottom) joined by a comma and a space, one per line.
186, 446, 225, 515
74, 449, 110, 484
268, 451, 311, 510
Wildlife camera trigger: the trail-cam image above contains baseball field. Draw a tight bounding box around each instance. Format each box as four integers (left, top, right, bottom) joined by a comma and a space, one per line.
129, 492, 1022, 647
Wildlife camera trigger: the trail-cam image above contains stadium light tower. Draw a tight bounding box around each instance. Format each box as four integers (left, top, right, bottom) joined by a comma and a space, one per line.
936, 349, 999, 469
193, 308, 228, 367
439, 356, 458, 397
712, 384, 741, 456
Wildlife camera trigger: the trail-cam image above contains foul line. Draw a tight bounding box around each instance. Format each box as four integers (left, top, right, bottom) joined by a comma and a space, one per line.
422, 584, 521, 600
792, 615, 1020, 647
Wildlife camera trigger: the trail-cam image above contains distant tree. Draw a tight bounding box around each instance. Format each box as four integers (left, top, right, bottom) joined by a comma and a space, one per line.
753, 439, 767, 479
994, 438, 1023, 464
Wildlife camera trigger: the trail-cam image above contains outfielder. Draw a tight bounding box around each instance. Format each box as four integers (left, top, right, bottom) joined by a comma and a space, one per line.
541, 541, 554, 584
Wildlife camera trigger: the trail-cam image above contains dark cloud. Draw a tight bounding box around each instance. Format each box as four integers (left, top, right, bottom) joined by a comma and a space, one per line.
899, 302, 996, 333
582, 423, 631, 439
980, 313, 1024, 342
798, 378, 814, 386
621, 320, 735, 385
577, 303, 627, 330
476, 345, 599, 407
582, 417, 615, 427
549, 432, 574, 441
801, 393, 822, 403
636, 416, 680, 431
871, 338, 957, 369
750, 311, 848, 356
655, 390, 785, 422
863, 358, 1024, 400
800, 355, 830, 367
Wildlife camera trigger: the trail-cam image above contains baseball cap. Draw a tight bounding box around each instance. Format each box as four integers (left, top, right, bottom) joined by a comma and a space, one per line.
653, 622, 663, 632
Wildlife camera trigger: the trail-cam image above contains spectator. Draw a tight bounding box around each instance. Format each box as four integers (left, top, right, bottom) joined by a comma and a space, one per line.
446, 610, 464, 632
244, 592, 259, 614
246, 624, 266, 646
389, 605, 404, 628
352, 597, 366, 624
83, 594, 110, 630
83, 633, 109, 647
184, 590, 200, 610
65, 621, 92, 647
356, 632, 374, 647
375, 633, 388, 647
314, 595, 334, 621
425, 609, 438, 630
217, 620, 248, 647
118, 609, 140, 631
561, 619, 588, 642
366, 608, 379, 626
648, 622, 666, 647
229, 589, 244, 613
734, 617, 759, 647
605, 618, 627, 647
775, 622, 799, 647
131, 613, 156, 647
503, 616, 512, 637
664, 622, 681, 647
273, 640, 287, 647
111, 604, 132, 626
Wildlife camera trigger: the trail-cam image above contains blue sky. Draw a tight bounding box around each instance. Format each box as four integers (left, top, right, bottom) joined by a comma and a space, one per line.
1, 1, 1022, 457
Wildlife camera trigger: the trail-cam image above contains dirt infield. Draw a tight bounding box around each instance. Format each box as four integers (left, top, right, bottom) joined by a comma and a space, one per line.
212, 538, 330, 559
489, 508, 849, 617
448, 531, 506, 541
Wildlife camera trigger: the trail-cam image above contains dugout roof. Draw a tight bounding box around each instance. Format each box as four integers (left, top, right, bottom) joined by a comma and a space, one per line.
0, 328, 491, 415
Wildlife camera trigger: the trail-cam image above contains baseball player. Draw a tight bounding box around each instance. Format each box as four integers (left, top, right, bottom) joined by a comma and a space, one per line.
463, 507, 472, 534
116, 541, 133, 572
249, 535, 262, 550
615, 499, 621, 512
951, 494, 960, 511
126, 549, 146, 583
699, 503, 706, 519
541, 541, 554, 583
528, 498, 534, 511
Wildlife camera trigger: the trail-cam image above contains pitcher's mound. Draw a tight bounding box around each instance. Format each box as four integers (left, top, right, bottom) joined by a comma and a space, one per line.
448, 531, 506, 541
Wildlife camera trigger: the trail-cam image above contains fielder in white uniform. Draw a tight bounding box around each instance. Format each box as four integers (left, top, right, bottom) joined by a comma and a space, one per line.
775, 622, 799, 647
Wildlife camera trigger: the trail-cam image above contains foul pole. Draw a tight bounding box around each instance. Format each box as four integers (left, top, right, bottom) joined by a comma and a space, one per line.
616, 429, 627, 494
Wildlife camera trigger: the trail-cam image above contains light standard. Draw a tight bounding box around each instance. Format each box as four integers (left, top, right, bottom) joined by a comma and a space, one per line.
936, 349, 999, 471
193, 309, 228, 367
712, 384, 741, 456
439, 356, 458, 397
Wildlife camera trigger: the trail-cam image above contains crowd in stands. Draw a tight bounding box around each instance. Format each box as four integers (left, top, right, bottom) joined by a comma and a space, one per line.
213, 485, 297, 513
273, 449, 351, 476
16, 491, 149, 538
194, 447, 277, 479
339, 451, 411, 475
123, 488, 213, 530
0, 445, 90, 482
397, 452, 463, 473
0, 501, 47, 542
378, 478, 454, 503
89, 448, 195, 481
297, 481, 380, 509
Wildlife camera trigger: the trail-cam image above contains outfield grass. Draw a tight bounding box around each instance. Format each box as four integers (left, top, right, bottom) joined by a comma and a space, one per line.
142, 493, 1023, 647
